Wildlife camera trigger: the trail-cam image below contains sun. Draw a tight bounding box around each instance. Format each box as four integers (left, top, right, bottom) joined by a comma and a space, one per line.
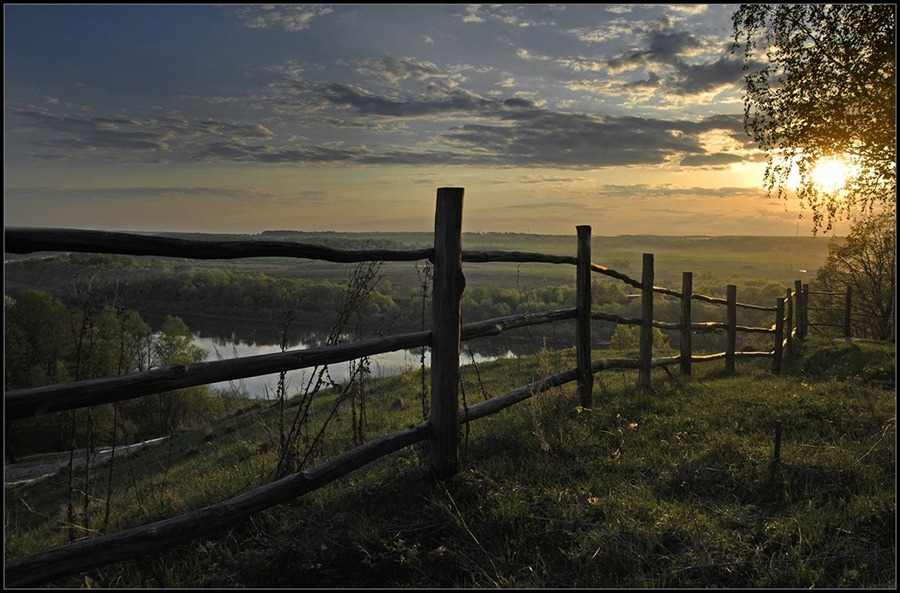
810, 155, 851, 193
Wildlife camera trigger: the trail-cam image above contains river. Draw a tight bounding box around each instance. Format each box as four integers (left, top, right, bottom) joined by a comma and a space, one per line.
193, 332, 517, 399
187, 320, 583, 399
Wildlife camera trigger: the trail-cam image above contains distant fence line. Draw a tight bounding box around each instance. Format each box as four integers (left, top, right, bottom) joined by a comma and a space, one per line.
4, 187, 828, 587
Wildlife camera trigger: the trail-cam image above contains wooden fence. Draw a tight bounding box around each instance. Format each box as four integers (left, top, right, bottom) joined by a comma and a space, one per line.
4, 187, 818, 586
807, 286, 853, 338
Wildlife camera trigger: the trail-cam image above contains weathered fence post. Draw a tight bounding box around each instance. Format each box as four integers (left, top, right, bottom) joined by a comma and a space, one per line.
725, 284, 737, 374
794, 280, 803, 340
576, 225, 593, 408
801, 283, 810, 339
773, 297, 785, 375
843, 285, 852, 341
785, 287, 794, 357
680, 271, 693, 376
430, 187, 464, 480
638, 253, 653, 391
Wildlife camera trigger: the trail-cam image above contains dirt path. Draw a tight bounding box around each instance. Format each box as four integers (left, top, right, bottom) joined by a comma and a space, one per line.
4, 437, 168, 485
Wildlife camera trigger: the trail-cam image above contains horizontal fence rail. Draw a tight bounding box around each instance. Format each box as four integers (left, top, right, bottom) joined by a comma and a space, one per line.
4, 227, 433, 263
4, 187, 827, 586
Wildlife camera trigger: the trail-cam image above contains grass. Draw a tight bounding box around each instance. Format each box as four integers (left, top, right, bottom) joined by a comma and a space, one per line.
4, 337, 895, 588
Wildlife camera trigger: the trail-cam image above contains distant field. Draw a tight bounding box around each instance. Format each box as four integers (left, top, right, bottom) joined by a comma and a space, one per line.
4, 231, 836, 297
160, 231, 836, 292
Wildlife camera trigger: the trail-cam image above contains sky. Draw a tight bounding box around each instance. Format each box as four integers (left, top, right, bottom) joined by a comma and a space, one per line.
4, 4, 848, 237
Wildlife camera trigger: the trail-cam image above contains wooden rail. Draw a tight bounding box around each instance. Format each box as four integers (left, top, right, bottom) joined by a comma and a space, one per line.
4, 186, 819, 587
806, 286, 853, 339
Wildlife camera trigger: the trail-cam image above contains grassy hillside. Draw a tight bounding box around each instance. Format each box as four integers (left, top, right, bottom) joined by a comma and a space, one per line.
4, 337, 894, 588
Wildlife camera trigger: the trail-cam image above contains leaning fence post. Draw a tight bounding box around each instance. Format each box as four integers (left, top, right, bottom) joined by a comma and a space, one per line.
638, 253, 653, 391
576, 225, 593, 408
773, 297, 785, 375
680, 272, 693, 376
843, 285, 852, 341
430, 187, 464, 481
785, 287, 794, 357
725, 284, 737, 374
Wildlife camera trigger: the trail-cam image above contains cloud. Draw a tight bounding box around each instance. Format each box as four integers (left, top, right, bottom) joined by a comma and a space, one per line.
233, 5, 333, 31
4, 185, 286, 202
195, 141, 374, 164
5, 104, 276, 162
679, 152, 745, 167
269, 74, 533, 119
591, 18, 745, 100
459, 5, 558, 28
669, 57, 746, 95
6, 92, 750, 170
7, 106, 172, 156
437, 110, 745, 169
366, 56, 464, 89
572, 19, 635, 44
460, 5, 484, 24
666, 5, 708, 16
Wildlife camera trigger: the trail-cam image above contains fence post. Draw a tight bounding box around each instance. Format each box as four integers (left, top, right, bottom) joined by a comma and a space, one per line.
725, 284, 737, 374
576, 225, 593, 408
794, 280, 803, 340
680, 272, 693, 376
638, 253, 653, 391
801, 283, 810, 339
785, 287, 794, 358
844, 285, 852, 341
430, 187, 464, 481
773, 297, 785, 375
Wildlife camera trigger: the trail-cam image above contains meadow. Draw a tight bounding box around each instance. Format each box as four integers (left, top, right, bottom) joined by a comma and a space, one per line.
4, 337, 895, 588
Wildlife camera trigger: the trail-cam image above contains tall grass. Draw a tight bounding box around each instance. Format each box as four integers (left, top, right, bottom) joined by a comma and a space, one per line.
4, 337, 894, 588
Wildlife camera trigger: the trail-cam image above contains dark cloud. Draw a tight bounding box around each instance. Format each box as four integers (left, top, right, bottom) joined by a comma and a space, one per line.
670, 57, 746, 95
8, 106, 171, 153
5, 104, 275, 162
647, 30, 703, 59
438, 110, 742, 169
278, 79, 506, 118
6, 97, 749, 169
599, 18, 746, 99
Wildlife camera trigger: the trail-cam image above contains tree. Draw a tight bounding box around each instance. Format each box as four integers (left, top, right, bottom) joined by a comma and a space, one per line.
811, 212, 895, 340
732, 5, 895, 232
139, 315, 212, 435
4, 290, 70, 390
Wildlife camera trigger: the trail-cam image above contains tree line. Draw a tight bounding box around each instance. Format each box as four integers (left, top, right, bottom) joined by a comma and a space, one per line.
4, 251, 793, 347
4, 286, 223, 461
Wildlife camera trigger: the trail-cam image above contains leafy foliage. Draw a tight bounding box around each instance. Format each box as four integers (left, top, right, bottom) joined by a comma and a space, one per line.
4, 293, 215, 457
811, 212, 895, 339
732, 5, 896, 232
